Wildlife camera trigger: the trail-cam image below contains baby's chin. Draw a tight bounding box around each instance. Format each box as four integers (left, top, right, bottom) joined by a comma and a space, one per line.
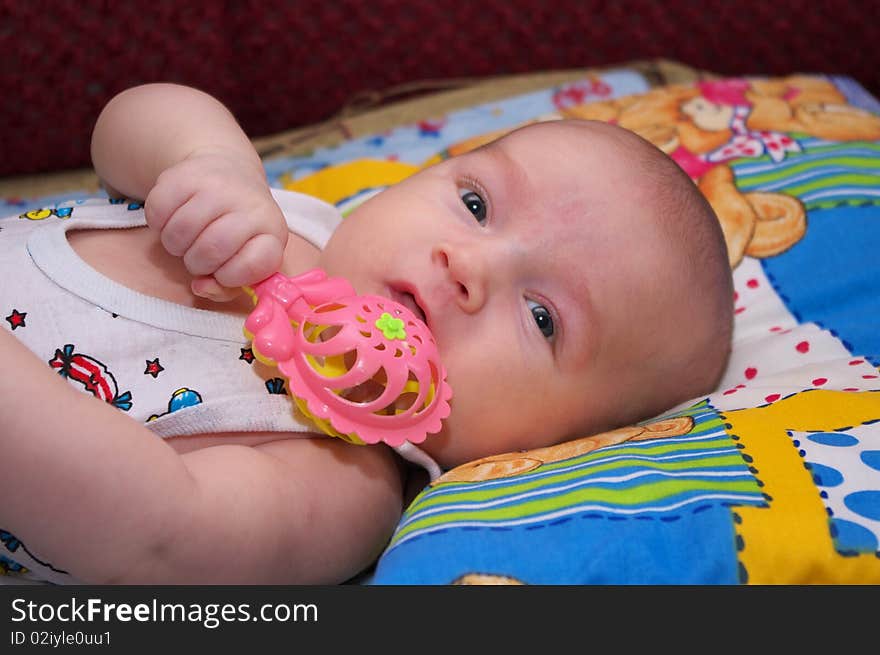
417, 422, 532, 472
417, 425, 479, 471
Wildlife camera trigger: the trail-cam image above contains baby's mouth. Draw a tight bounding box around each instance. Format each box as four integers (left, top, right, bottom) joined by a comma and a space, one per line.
400, 292, 427, 325
389, 286, 428, 326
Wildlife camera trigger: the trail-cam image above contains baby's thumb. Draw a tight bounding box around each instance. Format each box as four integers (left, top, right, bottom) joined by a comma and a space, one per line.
191, 275, 242, 302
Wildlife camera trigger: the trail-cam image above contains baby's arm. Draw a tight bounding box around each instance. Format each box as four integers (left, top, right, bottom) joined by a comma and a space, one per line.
91, 83, 289, 300
0, 329, 403, 583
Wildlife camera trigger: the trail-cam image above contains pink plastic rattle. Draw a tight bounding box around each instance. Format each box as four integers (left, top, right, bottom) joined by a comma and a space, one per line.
243, 269, 452, 448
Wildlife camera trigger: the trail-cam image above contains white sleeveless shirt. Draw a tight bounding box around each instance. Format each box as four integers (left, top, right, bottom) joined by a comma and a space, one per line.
1, 189, 342, 439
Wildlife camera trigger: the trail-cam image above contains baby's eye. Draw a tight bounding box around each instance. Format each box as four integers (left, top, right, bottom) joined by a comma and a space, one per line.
459, 188, 487, 224
527, 299, 555, 339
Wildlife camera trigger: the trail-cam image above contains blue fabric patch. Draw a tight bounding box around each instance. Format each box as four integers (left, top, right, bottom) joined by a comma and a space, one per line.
370, 504, 742, 584
761, 204, 880, 366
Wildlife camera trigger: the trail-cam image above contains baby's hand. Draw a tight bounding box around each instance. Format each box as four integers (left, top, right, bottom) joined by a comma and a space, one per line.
144, 148, 289, 301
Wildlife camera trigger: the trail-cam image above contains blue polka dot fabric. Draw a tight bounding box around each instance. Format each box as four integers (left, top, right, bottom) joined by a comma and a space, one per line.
795, 424, 880, 555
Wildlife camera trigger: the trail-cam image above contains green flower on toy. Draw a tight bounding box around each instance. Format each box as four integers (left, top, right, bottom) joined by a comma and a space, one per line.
375, 312, 407, 340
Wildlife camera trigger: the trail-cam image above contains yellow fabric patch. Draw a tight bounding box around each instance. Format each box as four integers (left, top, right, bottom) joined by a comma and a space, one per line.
728, 390, 880, 583
279, 159, 420, 206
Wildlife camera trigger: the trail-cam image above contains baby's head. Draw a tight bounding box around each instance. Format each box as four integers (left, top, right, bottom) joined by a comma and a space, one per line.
319, 119, 733, 469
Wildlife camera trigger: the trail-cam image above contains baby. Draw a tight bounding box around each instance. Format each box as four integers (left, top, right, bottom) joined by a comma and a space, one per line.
0, 84, 733, 584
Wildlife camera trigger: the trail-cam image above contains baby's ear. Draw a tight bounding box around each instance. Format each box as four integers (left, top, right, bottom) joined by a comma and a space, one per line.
432, 455, 543, 485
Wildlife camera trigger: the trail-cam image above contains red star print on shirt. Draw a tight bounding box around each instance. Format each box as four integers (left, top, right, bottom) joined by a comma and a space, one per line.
5, 309, 26, 330
144, 358, 164, 378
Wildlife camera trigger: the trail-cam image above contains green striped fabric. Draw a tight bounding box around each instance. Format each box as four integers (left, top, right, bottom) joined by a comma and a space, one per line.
732, 138, 880, 210
387, 402, 765, 551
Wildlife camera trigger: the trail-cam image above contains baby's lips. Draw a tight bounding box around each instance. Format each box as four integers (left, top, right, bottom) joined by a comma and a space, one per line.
387, 281, 432, 329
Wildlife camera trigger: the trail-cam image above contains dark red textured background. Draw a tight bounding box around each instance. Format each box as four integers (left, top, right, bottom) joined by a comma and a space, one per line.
1, 0, 877, 178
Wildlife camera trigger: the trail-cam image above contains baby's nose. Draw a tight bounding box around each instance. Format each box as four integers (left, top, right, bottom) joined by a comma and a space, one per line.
432, 243, 488, 314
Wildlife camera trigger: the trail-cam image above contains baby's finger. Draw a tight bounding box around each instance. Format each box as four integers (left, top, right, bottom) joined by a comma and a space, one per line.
182, 212, 270, 277
159, 195, 221, 257
211, 233, 284, 289
191, 275, 242, 302
143, 175, 195, 233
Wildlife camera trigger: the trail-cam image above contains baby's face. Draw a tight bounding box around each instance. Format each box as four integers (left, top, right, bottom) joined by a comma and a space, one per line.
319, 121, 683, 469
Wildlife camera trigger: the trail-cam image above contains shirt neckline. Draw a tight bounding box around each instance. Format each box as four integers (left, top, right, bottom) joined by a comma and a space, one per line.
27, 213, 249, 342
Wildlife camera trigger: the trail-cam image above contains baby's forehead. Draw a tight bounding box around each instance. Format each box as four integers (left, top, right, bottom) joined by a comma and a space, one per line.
491, 120, 652, 182
503, 125, 691, 253
460, 120, 683, 241
500, 118, 634, 149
